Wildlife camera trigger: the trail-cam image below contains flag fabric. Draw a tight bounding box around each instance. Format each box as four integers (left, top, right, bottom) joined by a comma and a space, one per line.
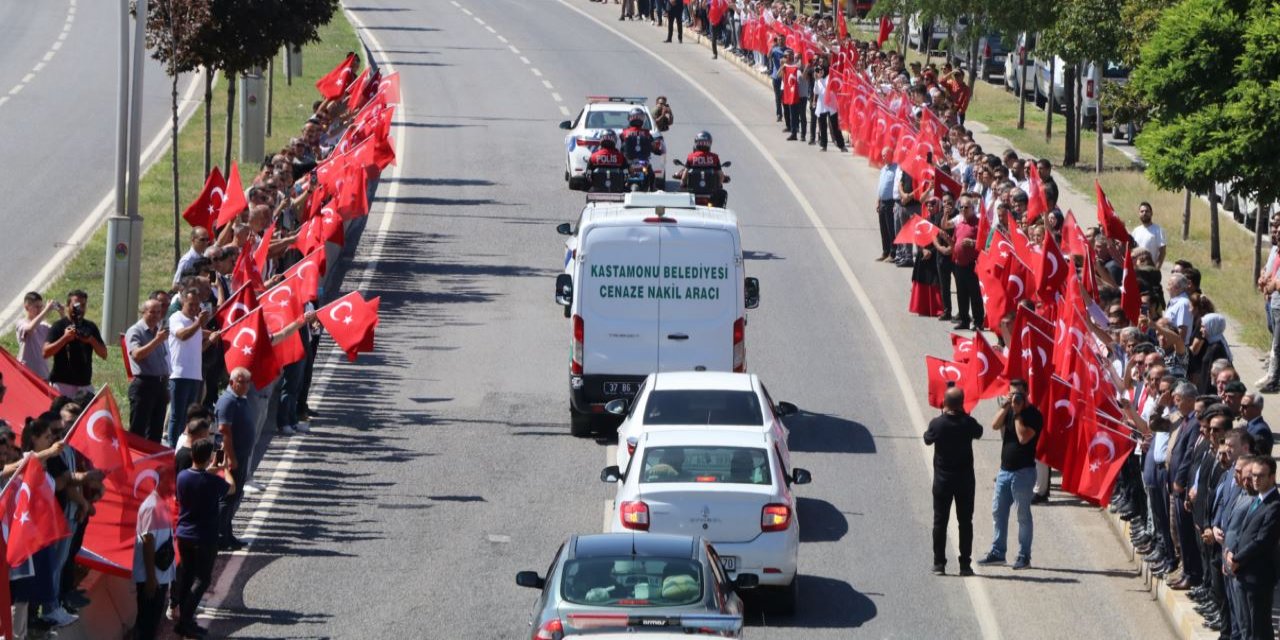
968, 331, 1009, 399
345, 67, 373, 113
835, 4, 847, 40
316, 52, 358, 100
1034, 232, 1068, 303
1024, 162, 1049, 222
222, 308, 279, 390
335, 162, 371, 220
283, 249, 326, 303
892, 214, 940, 247
1036, 375, 1077, 471
951, 334, 974, 364
65, 386, 132, 475
1, 455, 70, 567
216, 162, 247, 229
781, 65, 799, 105
0, 348, 58, 435
925, 356, 969, 409
79, 438, 175, 578
318, 292, 380, 362
181, 167, 226, 235
708, 0, 727, 25
1095, 180, 1133, 246
1060, 210, 1090, 257
230, 239, 266, 295
215, 284, 259, 329
1120, 248, 1141, 325
876, 16, 894, 48
933, 169, 963, 199
261, 276, 307, 367
1059, 415, 1134, 506
252, 221, 276, 276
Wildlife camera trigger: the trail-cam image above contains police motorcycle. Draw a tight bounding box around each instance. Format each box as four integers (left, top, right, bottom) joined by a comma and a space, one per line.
673, 131, 731, 207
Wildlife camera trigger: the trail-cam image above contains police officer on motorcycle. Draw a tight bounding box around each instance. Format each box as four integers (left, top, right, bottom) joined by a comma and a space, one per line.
619, 107, 659, 190
586, 130, 626, 193
678, 130, 729, 207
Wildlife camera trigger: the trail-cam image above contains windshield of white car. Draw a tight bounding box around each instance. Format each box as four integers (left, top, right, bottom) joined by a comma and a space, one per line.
640, 446, 771, 485
642, 390, 764, 426
586, 110, 652, 130
560, 557, 703, 607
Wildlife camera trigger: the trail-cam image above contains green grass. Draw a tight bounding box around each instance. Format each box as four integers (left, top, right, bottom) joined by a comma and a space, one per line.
1, 16, 363, 410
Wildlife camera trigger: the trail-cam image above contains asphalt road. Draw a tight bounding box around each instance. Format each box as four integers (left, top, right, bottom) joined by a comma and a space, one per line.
0, 0, 195, 313
203, 2, 1177, 638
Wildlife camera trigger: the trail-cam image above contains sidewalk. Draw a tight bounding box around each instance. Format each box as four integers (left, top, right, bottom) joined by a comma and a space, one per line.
680, 25, 1277, 640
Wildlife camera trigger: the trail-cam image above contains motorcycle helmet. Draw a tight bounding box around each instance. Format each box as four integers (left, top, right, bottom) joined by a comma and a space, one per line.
694, 130, 713, 151
628, 107, 646, 127
599, 130, 618, 149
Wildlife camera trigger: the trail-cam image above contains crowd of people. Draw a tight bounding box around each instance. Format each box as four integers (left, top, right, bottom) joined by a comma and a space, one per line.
0, 52, 394, 639
580, 1, 1280, 637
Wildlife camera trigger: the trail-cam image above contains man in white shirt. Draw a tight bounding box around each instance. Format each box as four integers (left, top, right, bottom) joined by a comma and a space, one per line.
1131, 201, 1167, 268
167, 288, 218, 447
172, 228, 213, 285
1164, 273, 1194, 345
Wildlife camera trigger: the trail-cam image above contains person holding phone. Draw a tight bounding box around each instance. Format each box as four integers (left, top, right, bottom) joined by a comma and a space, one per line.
978, 379, 1043, 570
43, 289, 107, 398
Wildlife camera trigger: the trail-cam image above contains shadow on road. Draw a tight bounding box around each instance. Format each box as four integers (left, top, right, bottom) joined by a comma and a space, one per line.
785, 410, 876, 454
743, 575, 877, 628
796, 497, 849, 543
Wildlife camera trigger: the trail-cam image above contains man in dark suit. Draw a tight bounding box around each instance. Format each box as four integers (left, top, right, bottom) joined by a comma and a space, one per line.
1166, 395, 1206, 589
1187, 416, 1230, 630
663, 0, 683, 43
924, 387, 984, 576
1212, 450, 1253, 638
1223, 458, 1259, 639
1226, 457, 1280, 640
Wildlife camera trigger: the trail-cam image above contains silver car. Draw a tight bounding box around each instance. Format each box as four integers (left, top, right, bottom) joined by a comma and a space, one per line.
516, 533, 753, 639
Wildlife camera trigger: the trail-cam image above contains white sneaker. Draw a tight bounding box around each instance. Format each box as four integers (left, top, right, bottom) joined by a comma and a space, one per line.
43, 606, 78, 627
279, 424, 296, 436
243, 481, 265, 494
293, 422, 310, 434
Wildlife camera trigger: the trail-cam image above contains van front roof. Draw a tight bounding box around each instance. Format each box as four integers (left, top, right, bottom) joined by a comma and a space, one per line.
580, 197, 740, 231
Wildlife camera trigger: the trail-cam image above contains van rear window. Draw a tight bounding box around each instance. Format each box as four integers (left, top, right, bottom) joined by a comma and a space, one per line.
642, 390, 763, 426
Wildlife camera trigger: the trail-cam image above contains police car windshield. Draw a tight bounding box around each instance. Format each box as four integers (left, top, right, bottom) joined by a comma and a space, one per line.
643, 391, 763, 426
640, 446, 771, 485
587, 110, 650, 130
561, 557, 703, 607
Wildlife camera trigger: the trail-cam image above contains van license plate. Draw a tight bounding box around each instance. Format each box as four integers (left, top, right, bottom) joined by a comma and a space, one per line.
719, 556, 737, 572
603, 382, 636, 396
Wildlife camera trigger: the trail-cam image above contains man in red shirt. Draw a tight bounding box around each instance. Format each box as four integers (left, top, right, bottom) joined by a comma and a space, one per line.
586, 130, 626, 192
678, 131, 728, 207
950, 194, 983, 331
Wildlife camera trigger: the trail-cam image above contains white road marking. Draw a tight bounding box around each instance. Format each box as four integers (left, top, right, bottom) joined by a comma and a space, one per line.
485, 25, 496, 33
497, 35, 508, 43
8, 85, 23, 96
519, 56, 530, 65
450, 0, 460, 6
550, 92, 562, 102
58, 31, 68, 40
488, 534, 512, 543
51, 41, 62, 50
461, 7, 472, 15
531, 68, 542, 77
32, 63, 45, 73
559, 105, 571, 116
541, 80, 553, 90
558, 2, 1002, 638
200, 7, 409, 625
0, 97, 8, 108
42, 51, 55, 62
21, 74, 35, 84
509, 45, 521, 54
474, 16, 485, 25
0, 0, 75, 110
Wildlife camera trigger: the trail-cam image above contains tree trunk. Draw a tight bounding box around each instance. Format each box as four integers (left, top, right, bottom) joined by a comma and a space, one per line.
1255, 202, 1267, 282
1016, 34, 1027, 130
203, 68, 213, 176
1045, 57, 1054, 144
899, 13, 908, 57
1209, 189, 1221, 267
1063, 64, 1077, 166
966, 18, 978, 96
1095, 67, 1104, 174
266, 57, 274, 138
224, 70, 236, 171
172, 68, 181, 270
1182, 189, 1191, 241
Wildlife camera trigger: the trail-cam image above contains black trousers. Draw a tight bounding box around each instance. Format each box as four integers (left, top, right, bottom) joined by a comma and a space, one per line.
218, 465, 247, 543
1171, 492, 1202, 583
1242, 582, 1274, 640
127, 376, 169, 442
666, 7, 682, 41
709, 21, 721, 57
788, 97, 808, 138
175, 539, 217, 627
1146, 469, 1175, 558
952, 263, 983, 327
773, 78, 783, 119
134, 582, 169, 640
877, 199, 896, 257
936, 255, 954, 316
817, 112, 845, 150
933, 475, 975, 567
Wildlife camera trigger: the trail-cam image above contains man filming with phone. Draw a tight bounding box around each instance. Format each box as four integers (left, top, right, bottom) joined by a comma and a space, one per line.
977, 379, 1043, 570
43, 289, 107, 398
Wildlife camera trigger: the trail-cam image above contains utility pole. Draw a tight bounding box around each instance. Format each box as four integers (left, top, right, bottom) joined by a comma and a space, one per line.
103, 0, 147, 338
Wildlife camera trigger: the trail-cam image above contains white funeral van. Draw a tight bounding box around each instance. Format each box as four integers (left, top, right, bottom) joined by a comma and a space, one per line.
554, 192, 760, 436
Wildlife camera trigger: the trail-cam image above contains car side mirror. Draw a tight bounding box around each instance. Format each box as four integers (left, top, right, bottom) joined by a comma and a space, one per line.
556, 222, 573, 236
732, 573, 759, 590
776, 401, 798, 417
555, 274, 573, 307
721, 160, 732, 168
601, 465, 624, 483
515, 571, 545, 589
605, 399, 628, 416
673, 159, 685, 167
559, 120, 573, 130
790, 468, 812, 486
744, 277, 760, 310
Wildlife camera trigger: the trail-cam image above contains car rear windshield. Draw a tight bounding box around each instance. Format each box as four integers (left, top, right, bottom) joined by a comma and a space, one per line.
639, 446, 771, 485
642, 390, 764, 426
585, 110, 651, 130
561, 557, 703, 607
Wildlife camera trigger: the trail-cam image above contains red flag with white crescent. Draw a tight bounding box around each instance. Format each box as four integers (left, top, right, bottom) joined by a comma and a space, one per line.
892, 214, 940, 247
316, 52, 358, 101
1, 455, 70, 567
215, 283, 259, 329
78, 438, 175, 578
182, 167, 226, 236
261, 276, 308, 366
318, 292, 381, 362
216, 162, 247, 229
222, 308, 279, 389
65, 386, 133, 474
283, 249, 326, 303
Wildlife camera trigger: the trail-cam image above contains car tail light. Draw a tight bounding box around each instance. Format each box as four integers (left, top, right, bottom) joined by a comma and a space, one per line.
1086, 79, 1095, 99
732, 317, 745, 372
983, 43, 991, 59
575, 137, 597, 148
571, 314, 584, 375
620, 500, 650, 530
534, 618, 563, 640
626, 436, 638, 457
761, 503, 791, 532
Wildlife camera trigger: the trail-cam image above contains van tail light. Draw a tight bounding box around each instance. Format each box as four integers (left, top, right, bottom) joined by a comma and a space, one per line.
571, 314, 584, 375
761, 504, 791, 532
533, 618, 564, 640
1086, 79, 1095, 99
983, 43, 991, 59
732, 317, 745, 372
620, 500, 650, 530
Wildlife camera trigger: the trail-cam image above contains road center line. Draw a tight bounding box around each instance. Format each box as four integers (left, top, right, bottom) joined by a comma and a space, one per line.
555, 2, 1002, 638
519, 56, 530, 65
531, 68, 542, 77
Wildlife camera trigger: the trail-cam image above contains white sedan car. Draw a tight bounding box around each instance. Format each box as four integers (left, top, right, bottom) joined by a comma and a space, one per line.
602, 429, 812, 614
559, 96, 666, 191
606, 371, 796, 472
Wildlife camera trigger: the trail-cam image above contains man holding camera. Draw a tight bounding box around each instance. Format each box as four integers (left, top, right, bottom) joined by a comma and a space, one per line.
43, 290, 107, 398
978, 379, 1042, 570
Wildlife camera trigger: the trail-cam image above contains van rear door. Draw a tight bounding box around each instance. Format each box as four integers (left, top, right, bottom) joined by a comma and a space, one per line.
580, 224, 661, 376
656, 225, 738, 372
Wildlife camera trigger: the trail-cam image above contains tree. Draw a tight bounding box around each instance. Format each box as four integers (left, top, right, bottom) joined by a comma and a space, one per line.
1038, 0, 1123, 167
146, 0, 212, 268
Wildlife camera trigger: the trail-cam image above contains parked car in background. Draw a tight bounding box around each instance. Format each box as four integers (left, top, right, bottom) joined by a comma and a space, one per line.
907, 13, 948, 52
953, 33, 1006, 83
1034, 54, 1068, 110
1081, 60, 1130, 121
1004, 32, 1037, 95
850, 0, 875, 19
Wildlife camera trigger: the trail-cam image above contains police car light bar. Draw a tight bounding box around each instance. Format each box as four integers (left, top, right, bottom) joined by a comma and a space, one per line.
586, 95, 647, 104
564, 612, 743, 634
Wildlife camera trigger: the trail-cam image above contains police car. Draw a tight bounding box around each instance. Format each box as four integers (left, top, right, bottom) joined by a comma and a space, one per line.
560, 96, 665, 191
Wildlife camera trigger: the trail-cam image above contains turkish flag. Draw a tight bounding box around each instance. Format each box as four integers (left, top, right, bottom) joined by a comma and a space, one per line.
335, 162, 370, 220
835, 3, 847, 39
969, 331, 1009, 400
1060, 210, 1089, 257
1036, 375, 1077, 471
215, 283, 258, 330
216, 162, 246, 229
0, 539, 10, 637
1024, 162, 1050, 223
1095, 180, 1133, 246
231, 239, 266, 295
65, 386, 133, 474
1060, 414, 1134, 506
1120, 248, 1141, 325
318, 292, 380, 362
1022, 325, 1056, 411
951, 334, 974, 364
933, 169, 963, 199
283, 249, 326, 303
222, 308, 279, 390
893, 214, 940, 247
876, 16, 894, 48
182, 167, 226, 236
926, 356, 970, 409
253, 221, 276, 275
1006, 306, 1054, 383
79, 440, 175, 578
316, 52, 358, 101
261, 276, 307, 366
345, 130, 397, 173
294, 205, 346, 256
364, 71, 401, 111
345, 67, 374, 113
1, 454, 70, 567
781, 65, 799, 105
0, 348, 59, 436
1034, 232, 1068, 303
977, 257, 1009, 332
